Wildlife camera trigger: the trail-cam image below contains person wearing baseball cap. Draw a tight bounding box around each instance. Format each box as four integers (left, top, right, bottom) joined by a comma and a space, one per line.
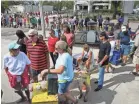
3, 41, 31, 102
117, 25, 130, 66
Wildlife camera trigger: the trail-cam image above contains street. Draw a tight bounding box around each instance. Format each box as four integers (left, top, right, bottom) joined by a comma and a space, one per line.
1, 26, 139, 104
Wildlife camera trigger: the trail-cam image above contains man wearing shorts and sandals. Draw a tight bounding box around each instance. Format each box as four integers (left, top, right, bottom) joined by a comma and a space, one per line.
117, 25, 130, 66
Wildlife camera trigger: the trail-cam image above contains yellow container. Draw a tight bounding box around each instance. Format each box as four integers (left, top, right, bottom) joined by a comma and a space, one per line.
32, 83, 58, 104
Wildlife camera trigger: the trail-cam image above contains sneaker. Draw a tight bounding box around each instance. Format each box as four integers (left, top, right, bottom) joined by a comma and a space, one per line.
83, 96, 88, 102
94, 86, 102, 92
94, 81, 98, 84
132, 72, 139, 76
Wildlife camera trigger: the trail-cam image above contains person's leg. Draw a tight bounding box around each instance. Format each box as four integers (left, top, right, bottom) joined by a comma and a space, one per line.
58, 82, 78, 104
14, 83, 26, 102
24, 88, 30, 102
95, 66, 105, 91
105, 64, 110, 73
122, 45, 130, 66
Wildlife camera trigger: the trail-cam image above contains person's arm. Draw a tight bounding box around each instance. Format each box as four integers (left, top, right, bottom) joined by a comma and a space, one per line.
87, 51, 92, 62
41, 54, 68, 77
99, 42, 111, 65
3, 56, 8, 73
41, 65, 65, 76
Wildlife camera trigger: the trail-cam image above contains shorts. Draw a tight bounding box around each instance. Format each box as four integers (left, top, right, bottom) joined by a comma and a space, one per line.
133, 55, 139, 65
30, 69, 42, 78
99, 23, 102, 27
58, 81, 72, 94
121, 44, 130, 56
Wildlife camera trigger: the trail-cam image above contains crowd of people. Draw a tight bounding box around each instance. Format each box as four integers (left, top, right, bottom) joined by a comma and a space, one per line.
2, 12, 139, 104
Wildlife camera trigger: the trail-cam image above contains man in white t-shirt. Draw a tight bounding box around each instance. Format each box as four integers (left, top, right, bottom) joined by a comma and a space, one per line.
3, 41, 31, 102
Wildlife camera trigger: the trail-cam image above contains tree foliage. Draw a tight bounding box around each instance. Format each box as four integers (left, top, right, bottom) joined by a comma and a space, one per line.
43, 1, 74, 11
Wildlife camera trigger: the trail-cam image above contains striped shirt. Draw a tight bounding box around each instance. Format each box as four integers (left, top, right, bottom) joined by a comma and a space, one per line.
26, 39, 50, 70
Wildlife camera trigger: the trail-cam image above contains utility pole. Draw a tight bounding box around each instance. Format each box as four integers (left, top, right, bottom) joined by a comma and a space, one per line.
39, 1, 46, 38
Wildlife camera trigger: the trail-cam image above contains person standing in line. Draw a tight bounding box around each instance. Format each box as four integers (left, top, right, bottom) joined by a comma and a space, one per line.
98, 15, 103, 30
117, 25, 130, 66
16, 30, 28, 54
45, 15, 49, 29
26, 29, 50, 82
63, 25, 75, 50
94, 32, 111, 91
3, 41, 31, 102
48, 29, 59, 68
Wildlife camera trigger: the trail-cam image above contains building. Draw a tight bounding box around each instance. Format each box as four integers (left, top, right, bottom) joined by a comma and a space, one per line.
8, 5, 53, 13
74, 0, 111, 13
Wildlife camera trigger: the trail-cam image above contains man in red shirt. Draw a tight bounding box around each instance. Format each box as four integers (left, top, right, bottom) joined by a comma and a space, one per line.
26, 29, 50, 82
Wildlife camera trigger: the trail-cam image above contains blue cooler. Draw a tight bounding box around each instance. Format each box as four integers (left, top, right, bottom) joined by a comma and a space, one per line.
110, 50, 121, 65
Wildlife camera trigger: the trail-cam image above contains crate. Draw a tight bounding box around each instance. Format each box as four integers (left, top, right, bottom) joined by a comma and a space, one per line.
32, 83, 58, 104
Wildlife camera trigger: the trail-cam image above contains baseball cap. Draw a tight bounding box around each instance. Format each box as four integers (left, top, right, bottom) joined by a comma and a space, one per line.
121, 25, 126, 32
8, 41, 20, 50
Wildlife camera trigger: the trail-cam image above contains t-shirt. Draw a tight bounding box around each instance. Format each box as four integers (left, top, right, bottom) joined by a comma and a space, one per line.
26, 39, 49, 70
98, 41, 111, 66
55, 53, 74, 83
64, 33, 74, 47
48, 37, 59, 52
109, 40, 116, 56
3, 52, 31, 75
117, 31, 130, 45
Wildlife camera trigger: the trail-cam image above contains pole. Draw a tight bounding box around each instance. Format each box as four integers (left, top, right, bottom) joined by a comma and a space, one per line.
39, 1, 46, 38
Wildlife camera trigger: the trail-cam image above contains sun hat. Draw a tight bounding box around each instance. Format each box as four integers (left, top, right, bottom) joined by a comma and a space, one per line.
8, 41, 20, 50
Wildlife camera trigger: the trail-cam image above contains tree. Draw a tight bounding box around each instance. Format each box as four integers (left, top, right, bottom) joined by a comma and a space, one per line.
112, 1, 121, 19
1, 1, 27, 13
